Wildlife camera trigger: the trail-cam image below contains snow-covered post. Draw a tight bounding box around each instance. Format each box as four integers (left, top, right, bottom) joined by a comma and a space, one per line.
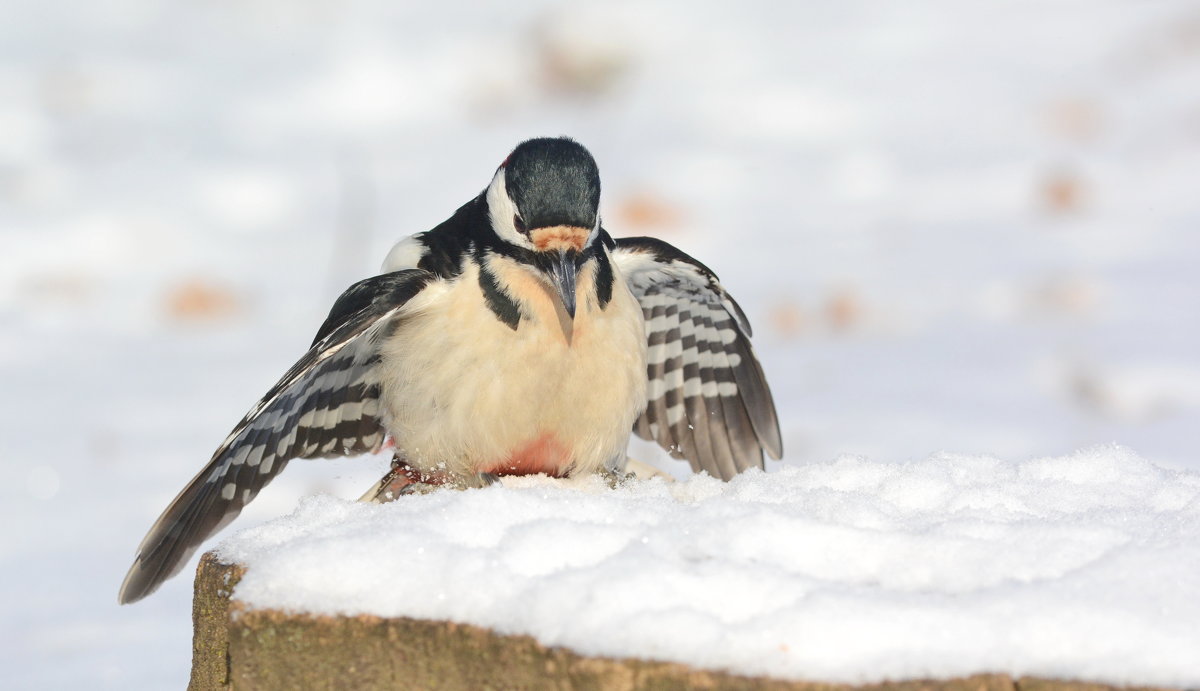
188, 455, 1200, 690
189, 550, 1176, 691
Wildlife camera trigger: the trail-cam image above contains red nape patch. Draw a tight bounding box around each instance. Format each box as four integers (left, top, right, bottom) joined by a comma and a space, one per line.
484, 434, 571, 477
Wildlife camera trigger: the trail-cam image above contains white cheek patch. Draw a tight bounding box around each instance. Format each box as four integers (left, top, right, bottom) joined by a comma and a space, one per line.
486, 169, 535, 250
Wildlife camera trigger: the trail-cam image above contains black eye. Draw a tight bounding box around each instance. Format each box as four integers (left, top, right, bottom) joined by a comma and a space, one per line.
513, 214, 527, 234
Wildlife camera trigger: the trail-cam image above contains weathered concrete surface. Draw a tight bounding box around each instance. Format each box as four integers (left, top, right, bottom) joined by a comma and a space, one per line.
189, 553, 1188, 691
189, 553, 245, 691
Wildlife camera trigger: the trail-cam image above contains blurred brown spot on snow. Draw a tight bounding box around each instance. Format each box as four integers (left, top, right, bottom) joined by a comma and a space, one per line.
464, 11, 634, 117
769, 288, 870, 340
18, 272, 95, 307
1064, 363, 1200, 423
1122, 10, 1200, 69
769, 300, 807, 339
826, 288, 865, 333
1043, 99, 1104, 142
1039, 169, 1087, 215
532, 12, 633, 98
612, 192, 683, 230
1029, 276, 1099, 318
164, 278, 241, 322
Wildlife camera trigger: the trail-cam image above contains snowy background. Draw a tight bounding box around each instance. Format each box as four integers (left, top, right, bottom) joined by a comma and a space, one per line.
2, 0, 1199, 688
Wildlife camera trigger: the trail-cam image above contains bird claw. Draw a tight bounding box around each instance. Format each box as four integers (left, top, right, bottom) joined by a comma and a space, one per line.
396, 481, 442, 496
473, 472, 501, 488
601, 467, 635, 488
443, 472, 499, 490
358, 457, 430, 503
359, 461, 500, 502
358, 464, 414, 503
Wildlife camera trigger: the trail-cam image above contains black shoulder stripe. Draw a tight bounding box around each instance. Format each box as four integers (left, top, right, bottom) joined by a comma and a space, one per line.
478, 263, 521, 330
599, 226, 617, 250
595, 249, 614, 309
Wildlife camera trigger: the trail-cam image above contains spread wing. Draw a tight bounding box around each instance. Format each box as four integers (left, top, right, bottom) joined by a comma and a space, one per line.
119, 270, 435, 604
613, 237, 782, 480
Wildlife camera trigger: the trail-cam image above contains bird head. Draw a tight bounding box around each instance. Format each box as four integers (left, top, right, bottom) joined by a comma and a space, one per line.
485, 137, 601, 319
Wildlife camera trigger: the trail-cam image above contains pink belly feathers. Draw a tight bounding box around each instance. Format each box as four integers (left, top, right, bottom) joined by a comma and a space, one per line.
481, 433, 572, 477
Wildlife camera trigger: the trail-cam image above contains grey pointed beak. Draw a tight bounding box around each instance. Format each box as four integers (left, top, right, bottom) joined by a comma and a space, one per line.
547, 249, 578, 320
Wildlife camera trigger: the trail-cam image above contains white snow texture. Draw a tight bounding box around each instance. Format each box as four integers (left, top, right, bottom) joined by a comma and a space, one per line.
219, 446, 1200, 687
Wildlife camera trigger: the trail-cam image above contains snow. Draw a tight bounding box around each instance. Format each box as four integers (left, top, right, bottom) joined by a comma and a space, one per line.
219, 446, 1200, 686
3, 0, 1200, 688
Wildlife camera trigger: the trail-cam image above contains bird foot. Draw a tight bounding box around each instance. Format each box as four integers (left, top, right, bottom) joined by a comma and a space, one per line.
601, 466, 635, 489
359, 460, 499, 503
464, 472, 501, 489
358, 464, 413, 503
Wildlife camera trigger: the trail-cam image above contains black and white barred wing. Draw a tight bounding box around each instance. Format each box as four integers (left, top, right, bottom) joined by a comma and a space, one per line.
118, 270, 434, 604
613, 237, 782, 480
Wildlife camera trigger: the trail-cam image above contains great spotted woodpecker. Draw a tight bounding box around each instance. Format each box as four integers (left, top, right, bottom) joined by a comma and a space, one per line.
119, 137, 781, 604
